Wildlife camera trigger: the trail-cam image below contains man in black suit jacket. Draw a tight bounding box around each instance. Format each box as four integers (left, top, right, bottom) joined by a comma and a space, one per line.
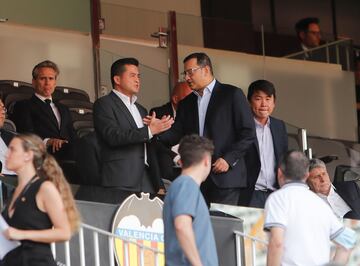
150, 82, 192, 181
308, 159, 360, 219
11, 60, 76, 161
240, 80, 288, 208
93, 58, 173, 202
147, 52, 256, 205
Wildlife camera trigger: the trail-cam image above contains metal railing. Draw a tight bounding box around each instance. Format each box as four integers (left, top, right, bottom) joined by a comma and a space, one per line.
284, 38, 353, 70
52, 223, 164, 266
234, 230, 268, 266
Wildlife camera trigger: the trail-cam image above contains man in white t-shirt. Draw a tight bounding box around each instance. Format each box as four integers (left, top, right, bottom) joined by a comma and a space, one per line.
264, 150, 356, 266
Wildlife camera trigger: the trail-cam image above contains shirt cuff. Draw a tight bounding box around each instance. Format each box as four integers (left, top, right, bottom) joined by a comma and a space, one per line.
148, 127, 153, 139
43, 138, 50, 146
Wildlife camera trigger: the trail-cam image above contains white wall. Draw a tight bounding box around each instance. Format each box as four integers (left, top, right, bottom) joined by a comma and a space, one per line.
0, 23, 95, 101
178, 45, 357, 141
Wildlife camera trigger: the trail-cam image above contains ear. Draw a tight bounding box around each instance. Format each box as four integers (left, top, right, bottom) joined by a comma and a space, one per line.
299, 31, 306, 41
171, 95, 178, 105
24, 150, 34, 162
277, 168, 285, 187
113, 75, 121, 86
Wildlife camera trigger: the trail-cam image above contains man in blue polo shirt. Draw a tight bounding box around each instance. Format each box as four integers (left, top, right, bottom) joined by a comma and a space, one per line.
163, 135, 218, 266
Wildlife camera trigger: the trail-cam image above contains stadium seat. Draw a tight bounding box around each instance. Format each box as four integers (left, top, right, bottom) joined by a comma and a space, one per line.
58, 99, 93, 109
3, 119, 16, 132
53, 86, 90, 102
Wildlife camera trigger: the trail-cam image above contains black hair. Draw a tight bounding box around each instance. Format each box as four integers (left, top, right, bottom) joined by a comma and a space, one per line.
110, 58, 139, 88
183, 52, 213, 75
295, 17, 320, 36
247, 79, 276, 101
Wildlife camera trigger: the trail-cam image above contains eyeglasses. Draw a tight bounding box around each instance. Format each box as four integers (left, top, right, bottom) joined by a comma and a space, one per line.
181, 66, 203, 78
306, 30, 321, 36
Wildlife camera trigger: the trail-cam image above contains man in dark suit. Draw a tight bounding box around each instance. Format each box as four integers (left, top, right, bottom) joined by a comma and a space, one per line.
146, 52, 256, 205
11, 60, 76, 161
240, 80, 288, 208
93, 58, 173, 203
308, 158, 360, 219
291, 17, 326, 62
150, 81, 192, 181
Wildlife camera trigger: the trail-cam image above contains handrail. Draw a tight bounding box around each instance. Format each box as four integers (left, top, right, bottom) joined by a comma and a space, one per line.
283, 38, 352, 59
234, 230, 268, 266
234, 230, 268, 245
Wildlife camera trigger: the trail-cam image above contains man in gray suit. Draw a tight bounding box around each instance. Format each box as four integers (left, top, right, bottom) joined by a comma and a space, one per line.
93, 58, 173, 202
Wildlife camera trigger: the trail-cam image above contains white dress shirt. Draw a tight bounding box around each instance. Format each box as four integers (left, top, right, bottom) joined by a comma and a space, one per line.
318, 186, 352, 219
254, 118, 276, 191
112, 90, 152, 165
193, 78, 216, 136
0, 136, 15, 175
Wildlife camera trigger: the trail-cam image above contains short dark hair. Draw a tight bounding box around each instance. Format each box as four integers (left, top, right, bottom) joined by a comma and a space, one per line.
32, 60, 59, 79
295, 17, 320, 36
247, 79, 276, 101
110, 57, 139, 88
178, 134, 214, 169
183, 52, 213, 75
279, 150, 309, 181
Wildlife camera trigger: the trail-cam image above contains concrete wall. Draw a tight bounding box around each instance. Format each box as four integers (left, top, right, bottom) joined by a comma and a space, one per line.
0, 0, 90, 33
178, 45, 357, 141
100, 0, 203, 46
0, 23, 95, 101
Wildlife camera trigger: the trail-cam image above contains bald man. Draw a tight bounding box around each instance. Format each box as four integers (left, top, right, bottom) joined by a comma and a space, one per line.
150, 82, 193, 181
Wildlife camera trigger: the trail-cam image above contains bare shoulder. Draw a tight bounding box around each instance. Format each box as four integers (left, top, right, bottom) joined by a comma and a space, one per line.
38, 180, 60, 197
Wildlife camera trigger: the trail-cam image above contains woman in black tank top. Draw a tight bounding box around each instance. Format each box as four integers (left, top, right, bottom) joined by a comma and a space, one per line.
1, 134, 80, 266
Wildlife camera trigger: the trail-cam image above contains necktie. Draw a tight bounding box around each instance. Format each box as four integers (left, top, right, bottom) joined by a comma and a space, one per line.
44, 99, 59, 128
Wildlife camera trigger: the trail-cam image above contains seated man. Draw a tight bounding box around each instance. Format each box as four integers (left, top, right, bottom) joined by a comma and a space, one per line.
0, 99, 16, 175
292, 17, 328, 62
265, 151, 356, 266
307, 158, 360, 219
11, 60, 76, 161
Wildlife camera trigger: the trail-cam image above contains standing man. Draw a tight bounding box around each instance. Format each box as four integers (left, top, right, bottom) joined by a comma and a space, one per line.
11, 60, 76, 161
150, 81, 192, 181
150, 81, 192, 120
163, 134, 218, 266
240, 80, 288, 208
265, 151, 355, 266
93, 58, 173, 202
149, 52, 255, 205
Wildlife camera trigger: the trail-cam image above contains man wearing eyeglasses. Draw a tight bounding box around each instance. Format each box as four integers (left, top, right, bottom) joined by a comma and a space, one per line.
294, 17, 325, 61
0, 99, 16, 175
146, 52, 256, 205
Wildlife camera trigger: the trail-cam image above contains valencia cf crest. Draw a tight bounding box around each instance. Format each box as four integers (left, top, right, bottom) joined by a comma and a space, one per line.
111, 193, 164, 265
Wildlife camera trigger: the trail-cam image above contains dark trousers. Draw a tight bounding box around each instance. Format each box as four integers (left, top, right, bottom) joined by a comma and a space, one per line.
248, 190, 274, 209
201, 177, 242, 207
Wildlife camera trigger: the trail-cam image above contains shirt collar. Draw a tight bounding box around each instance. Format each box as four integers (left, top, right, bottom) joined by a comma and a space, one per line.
35, 93, 52, 102
193, 78, 216, 98
112, 89, 137, 105
254, 117, 270, 128
282, 180, 309, 189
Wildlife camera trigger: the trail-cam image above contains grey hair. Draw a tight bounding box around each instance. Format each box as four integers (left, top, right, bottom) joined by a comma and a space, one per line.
309, 158, 326, 172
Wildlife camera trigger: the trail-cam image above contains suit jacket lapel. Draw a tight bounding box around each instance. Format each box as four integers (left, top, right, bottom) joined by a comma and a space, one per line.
32, 95, 59, 130
269, 117, 280, 163
110, 92, 138, 128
